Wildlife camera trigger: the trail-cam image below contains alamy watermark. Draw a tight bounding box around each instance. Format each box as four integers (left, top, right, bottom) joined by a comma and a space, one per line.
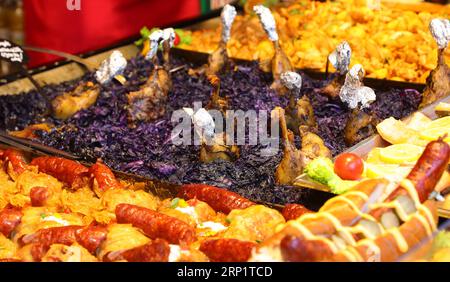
170, 102, 281, 157
67, 0, 81, 11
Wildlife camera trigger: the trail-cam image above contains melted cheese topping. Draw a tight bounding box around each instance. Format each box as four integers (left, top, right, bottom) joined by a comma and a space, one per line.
175, 206, 199, 223
418, 205, 436, 231
198, 222, 227, 233
41, 215, 71, 226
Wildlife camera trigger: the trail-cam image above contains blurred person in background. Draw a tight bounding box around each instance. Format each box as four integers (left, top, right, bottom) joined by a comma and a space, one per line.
23, 0, 201, 67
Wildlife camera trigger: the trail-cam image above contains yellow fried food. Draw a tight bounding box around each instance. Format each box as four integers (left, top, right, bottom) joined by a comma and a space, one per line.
178, 0, 450, 83
0, 234, 17, 260
100, 189, 159, 213
98, 224, 151, 260
222, 205, 285, 242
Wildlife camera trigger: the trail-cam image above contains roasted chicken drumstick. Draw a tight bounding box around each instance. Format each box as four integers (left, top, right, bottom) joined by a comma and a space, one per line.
420, 18, 450, 108
254, 5, 293, 96
127, 29, 174, 125
281, 72, 317, 134
189, 5, 237, 77
320, 41, 352, 99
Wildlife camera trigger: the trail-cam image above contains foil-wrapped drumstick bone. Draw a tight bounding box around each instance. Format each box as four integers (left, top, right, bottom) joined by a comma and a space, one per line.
151, 28, 175, 94
420, 18, 450, 108
184, 107, 239, 163
161, 28, 176, 70
189, 5, 237, 77
127, 30, 172, 124
52, 50, 127, 120
251, 138, 449, 262
341, 64, 378, 146
281, 72, 317, 134
254, 5, 293, 96
320, 41, 352, 99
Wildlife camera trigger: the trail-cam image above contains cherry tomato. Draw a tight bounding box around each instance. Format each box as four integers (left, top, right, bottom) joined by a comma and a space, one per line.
174, 33, 181, 46
334, 153, 364, 180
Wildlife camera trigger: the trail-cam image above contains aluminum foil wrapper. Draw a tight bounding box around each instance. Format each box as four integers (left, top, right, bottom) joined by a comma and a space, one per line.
340, 64, 376, 109
280, 71, 302, 91
328, 41, 351, 75
429, 18, 450, 50
184, 107, 215, 140
95, 50, 127, 85
162, 28, 176, 48
146, 29, 164, 60
221, 4, 237, 43
253, 5, 278, 42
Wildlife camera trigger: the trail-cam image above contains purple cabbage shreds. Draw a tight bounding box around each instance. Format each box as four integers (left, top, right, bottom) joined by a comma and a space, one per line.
370, 89, 421, 120
0, 54, 423, 205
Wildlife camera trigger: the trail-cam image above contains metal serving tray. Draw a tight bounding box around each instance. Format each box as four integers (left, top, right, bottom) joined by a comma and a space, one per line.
0, 33, 434, 212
